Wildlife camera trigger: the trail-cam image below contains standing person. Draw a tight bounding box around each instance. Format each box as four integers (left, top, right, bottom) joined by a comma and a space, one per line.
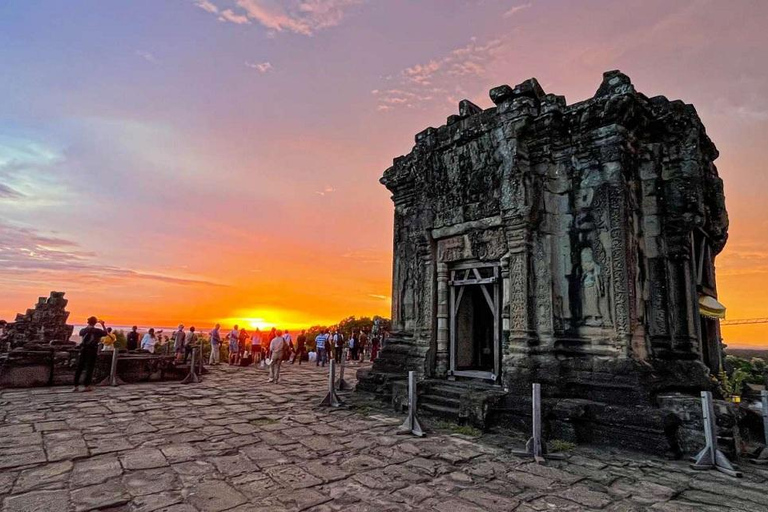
260, 332, 270, 368
315, 330, 329, 367
184, 326, 198, 363
251, 328, 263, 363
293, 330, 307, 364
332, 330, 344, 364
209, 324, 222, 365
74, 317, 108, 392
359, 330, 369, 362
228, 325, 239, 365
238, 327, 249, 365
371, 334, 381, 361
283, 330, 294, 362
267, 330, 288, 383
101, 327, 117, 352
141, 328, 158, 353
348, 330, 358, 363
173, 324, 186, 362
126, 326, 139, 351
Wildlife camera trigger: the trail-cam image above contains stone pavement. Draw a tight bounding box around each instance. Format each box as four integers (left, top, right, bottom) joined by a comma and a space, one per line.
1, 362, 767, 512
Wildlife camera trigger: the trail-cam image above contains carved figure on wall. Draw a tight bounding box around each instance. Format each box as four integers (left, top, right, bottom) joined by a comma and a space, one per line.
580, 247, 605, 326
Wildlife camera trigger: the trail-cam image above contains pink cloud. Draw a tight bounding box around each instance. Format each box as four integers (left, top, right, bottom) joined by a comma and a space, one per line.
198, 0, 362, 35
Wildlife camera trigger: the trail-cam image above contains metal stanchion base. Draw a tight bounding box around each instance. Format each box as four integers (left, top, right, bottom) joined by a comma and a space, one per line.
320, 360, 343, 407
398, 413, 425, 437
751, 448, 768, 465
336, 378, 352, 391
181, 372, 201, 384
181, 350, 201, 384
97, 375, 126, 387
97, 350, 125, 387
690, 448, 743, 477
512, 439, 567, 464
320, 390, 343, 407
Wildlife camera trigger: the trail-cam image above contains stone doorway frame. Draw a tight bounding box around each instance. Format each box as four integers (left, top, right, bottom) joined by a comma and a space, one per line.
448, 262, 501, 382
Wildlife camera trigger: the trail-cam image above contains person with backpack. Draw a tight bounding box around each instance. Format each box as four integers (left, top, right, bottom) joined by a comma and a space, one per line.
332, 330, 344, 364
73, 316, 108, 392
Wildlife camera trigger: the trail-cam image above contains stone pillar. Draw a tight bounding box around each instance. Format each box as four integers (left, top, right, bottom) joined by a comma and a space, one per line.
506, 226, 536, 346
435, 261, 450, 376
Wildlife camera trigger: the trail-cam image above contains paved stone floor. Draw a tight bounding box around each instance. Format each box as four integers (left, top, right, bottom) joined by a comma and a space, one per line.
1, 362, 767, 512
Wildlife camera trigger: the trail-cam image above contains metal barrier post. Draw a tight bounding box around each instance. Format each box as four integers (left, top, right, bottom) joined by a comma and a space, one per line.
752, 390, 768, 464
337, 348, 351, 391
398, 371, 424, 437
513, 383, 565, 464
691, 391, 742, 477
181, 347, 201, 384
320, 360, 343, 407
97, 348, 125, 387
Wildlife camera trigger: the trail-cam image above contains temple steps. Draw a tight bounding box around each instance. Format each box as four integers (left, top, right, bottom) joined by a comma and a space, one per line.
420, 402, 460, 420
419, 393, 462, 409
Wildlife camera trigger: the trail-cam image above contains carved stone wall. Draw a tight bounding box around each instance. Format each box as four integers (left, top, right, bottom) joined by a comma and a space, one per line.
366, 70, 728, 406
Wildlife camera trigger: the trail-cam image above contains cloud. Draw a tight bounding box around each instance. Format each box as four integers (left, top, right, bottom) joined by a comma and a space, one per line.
196, 0, 362, 35
0, 184, 24, 200
374, 36, 506, 112
219, 9, 251, 24
246, 61, 274, 73
135, 50, 159, 64
0, 221, 222, 287
0, 135, 69, 206
503, 2, 531, 18
314, 185, 335, 196
195, 0, 220, 14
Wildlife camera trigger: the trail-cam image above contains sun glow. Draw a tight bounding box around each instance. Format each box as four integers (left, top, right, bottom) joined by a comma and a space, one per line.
219, 307, 341, 332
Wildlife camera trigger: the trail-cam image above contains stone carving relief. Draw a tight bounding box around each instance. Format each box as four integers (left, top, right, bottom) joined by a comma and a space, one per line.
579, 247, 605, 326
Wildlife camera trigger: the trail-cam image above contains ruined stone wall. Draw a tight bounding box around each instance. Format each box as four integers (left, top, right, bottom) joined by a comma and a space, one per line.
0, 291, 74, 349
375, 71, 728, 404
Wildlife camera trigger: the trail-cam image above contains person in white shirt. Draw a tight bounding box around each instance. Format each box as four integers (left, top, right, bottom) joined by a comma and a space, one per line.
141, 328, 158, 353
267, 330, 288, 384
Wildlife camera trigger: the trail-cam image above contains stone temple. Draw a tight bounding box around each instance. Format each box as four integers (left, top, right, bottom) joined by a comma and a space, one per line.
359, 70, 730, 453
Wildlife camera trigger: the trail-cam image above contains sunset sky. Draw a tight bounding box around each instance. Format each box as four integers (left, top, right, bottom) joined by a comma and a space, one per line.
1, 1, 767, 346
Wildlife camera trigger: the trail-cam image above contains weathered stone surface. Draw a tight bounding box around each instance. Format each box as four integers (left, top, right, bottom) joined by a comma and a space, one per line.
362, 70, 731, 456
2, 490, 70, 512
70, 479, 130, 512
119, 448, 168, 470
0, 362, 763, 511
12, 461, 72, 493
185, 480, 247, 512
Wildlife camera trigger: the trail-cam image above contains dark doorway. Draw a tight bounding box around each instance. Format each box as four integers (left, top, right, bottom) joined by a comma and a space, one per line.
449, 264, 501, 381
455, 286, 495, 371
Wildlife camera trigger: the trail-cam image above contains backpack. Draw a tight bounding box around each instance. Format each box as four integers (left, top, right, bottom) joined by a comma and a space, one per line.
81, 327, 100, 348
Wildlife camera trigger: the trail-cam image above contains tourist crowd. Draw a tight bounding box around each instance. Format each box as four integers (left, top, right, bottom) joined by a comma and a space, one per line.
72, 317, 384, 392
